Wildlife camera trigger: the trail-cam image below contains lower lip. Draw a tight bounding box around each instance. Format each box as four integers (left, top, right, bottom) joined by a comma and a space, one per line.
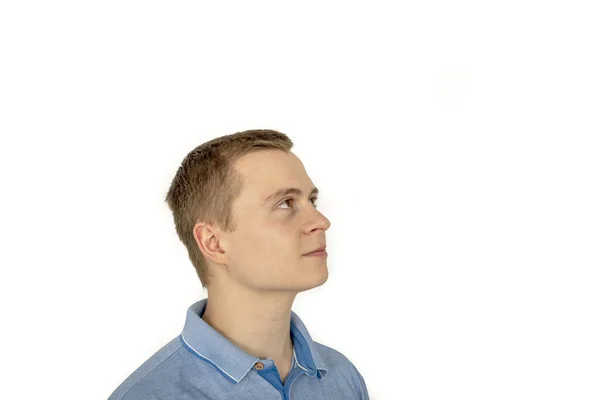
304, 250, 327, 257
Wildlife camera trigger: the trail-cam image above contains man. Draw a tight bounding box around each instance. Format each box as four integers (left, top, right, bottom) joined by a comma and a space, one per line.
108, 129, 370, 399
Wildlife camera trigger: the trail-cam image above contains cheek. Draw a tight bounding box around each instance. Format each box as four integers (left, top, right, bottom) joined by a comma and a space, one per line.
231, 225, 284, 258
230, 216, 300, 261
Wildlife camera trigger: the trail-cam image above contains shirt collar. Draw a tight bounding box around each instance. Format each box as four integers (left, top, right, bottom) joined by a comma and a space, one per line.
180, 298, 329, 383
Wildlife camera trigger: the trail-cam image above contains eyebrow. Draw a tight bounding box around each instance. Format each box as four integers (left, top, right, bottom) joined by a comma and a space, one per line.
262, 186, 319, 206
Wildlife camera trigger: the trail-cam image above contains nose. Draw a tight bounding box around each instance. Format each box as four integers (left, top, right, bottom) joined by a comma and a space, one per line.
307, 209, 330, 233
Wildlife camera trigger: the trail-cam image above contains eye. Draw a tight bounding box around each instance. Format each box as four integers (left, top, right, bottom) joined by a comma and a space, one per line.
277, 197, 319, 210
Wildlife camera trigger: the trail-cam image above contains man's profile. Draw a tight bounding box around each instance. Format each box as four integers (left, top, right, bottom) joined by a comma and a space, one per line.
108, 129, 370, 399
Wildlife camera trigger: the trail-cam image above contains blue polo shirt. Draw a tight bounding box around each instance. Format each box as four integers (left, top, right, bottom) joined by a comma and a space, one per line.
108, 298, 370, 399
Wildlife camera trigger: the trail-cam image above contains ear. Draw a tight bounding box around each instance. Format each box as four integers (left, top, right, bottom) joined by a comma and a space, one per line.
193, 222, 227, 264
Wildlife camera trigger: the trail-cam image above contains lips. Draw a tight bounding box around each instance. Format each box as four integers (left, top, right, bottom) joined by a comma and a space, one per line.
303, 245, 326, 255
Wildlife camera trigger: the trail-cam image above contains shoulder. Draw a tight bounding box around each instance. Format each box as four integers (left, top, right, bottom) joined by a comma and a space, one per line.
312, 340, 366, 378
313, 341, 359, 369
107, 335, 186, 400
312, 341, 370, 399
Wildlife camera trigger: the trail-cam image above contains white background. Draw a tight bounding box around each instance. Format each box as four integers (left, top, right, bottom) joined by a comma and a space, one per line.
1, 1, 599, 399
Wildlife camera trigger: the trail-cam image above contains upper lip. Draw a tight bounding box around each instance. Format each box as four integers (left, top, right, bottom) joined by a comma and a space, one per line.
303, 244, 326, 255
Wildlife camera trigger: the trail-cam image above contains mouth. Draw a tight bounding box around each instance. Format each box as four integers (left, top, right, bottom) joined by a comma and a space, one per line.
304, 250, 327, 257
303, 245, 327, 256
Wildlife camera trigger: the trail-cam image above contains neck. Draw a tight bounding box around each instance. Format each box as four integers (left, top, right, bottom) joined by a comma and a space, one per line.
201, 285, 297, 363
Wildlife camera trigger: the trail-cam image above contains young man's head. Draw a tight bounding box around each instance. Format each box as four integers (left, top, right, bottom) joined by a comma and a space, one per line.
165, 129, 330, 295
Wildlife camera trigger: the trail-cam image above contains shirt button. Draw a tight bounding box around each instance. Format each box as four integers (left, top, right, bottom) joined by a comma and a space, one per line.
254, 362, 264, 370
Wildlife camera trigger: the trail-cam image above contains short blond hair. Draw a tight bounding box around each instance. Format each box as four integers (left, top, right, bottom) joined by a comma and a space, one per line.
164, 129, 294, 289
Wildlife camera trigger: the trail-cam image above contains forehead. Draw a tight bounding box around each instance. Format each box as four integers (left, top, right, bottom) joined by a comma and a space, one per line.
233, 150, 312, 201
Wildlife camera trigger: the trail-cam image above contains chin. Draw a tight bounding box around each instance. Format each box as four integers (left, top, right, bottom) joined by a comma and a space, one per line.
297, 266, 329, 292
